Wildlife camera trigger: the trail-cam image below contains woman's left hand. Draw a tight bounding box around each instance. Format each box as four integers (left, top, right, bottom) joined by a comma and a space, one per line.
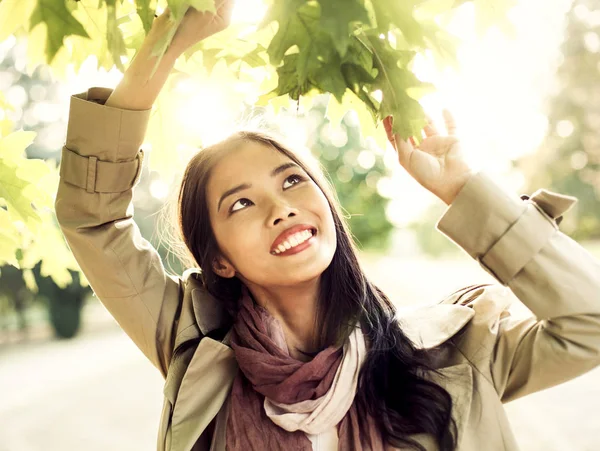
383, 110, 475, 206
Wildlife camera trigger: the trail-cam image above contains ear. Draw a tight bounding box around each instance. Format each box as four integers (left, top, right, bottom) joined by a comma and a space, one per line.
212, 256, 236, 278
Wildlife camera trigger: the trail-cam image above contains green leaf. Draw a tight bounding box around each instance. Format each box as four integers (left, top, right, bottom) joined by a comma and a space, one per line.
0, 159, 42, 229
370, 0, 426, 47
189, 0, 216, 13
238, 44, 268, 68
150, 1, 216, 78
168, 0, 216, 19
273, 53, 306, 100
0, 130, 56, 233
0, 0, 36, 41
29, 0, 90, 63
366, 34, 430, 138
341, 37, 374, 73
319, 0, 370, 57
309, 59, 347, 103
20, 212, 82, 288
263, 0, 309, 66
0, 208, 20, 267
106, 0, 128, 72
0, 130, 36, 161
134, 0, 154, 34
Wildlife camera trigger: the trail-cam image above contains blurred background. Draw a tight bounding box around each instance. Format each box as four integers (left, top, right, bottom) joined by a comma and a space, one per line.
1, 0, 600, 449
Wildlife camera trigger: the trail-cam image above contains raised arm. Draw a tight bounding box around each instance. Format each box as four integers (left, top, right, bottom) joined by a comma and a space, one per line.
436, 171, 600, 403
55, 5, 234, 378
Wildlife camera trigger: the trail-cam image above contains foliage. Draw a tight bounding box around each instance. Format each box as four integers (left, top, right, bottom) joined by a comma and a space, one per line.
0, 129, 84, 287
406, 201, 459, 257
34, 263, 88, 338
2, 0, 516, 149
0, 0, 516, 276
515, 0, 600, 240
0, 261, 90, 338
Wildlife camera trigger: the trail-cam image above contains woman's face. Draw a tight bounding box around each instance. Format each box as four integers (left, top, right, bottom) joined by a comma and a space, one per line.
206, 140, 337, 287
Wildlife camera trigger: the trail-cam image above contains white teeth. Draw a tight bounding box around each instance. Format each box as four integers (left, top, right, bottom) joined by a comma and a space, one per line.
273, 230, 313, 254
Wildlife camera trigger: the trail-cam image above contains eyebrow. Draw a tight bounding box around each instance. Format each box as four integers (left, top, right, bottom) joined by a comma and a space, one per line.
217, 162, 301, 212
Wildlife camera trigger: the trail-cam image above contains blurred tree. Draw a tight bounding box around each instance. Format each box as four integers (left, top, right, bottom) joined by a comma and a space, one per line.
515, 0, 600, 240
306, 98, 394, 251
406, 202, 461, 258
0, 262, 33, 337
0, 38, 65, 160
0, 260, 91, 339
32, 261, 91, 339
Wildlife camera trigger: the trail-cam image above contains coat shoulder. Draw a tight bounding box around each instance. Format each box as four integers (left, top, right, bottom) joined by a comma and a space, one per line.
397, 283, 515, 353
436, 283, 517, 369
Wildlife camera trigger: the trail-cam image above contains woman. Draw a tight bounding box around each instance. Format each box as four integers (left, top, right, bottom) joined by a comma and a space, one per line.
55, 3, 600, 451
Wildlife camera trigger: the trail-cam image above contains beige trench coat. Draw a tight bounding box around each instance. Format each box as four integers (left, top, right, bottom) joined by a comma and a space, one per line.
55, 87, 600, 451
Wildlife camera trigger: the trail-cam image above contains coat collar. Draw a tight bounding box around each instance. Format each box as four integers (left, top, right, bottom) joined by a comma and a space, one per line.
182, 269, 477, 351
169, 271, 483, 451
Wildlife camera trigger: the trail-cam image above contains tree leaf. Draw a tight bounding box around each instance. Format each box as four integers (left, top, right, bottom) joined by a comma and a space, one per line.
366, 34, 429, 138
0, 0, 36, 41
188, 0, 216, 14
29, 0, 90, 63
106, 0, 128, 71
370, 0, 426, 47
134, 0, 154, 34
0, 130, 56, 232
0, 208, 20, 267
263, 0, 307, 66
319, 0, 370, 57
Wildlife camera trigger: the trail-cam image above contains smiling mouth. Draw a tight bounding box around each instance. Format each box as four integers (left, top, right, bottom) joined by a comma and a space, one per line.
271, 228, 317, 255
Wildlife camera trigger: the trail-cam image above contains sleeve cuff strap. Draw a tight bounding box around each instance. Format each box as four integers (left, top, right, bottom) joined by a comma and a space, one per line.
478, 187, 578, 286
59, 146, 144, 193
478, 201, 558, 285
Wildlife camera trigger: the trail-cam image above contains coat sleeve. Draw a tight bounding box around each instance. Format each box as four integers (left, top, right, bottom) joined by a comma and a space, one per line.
436, 170, 600, 403
55, 87, 182, 378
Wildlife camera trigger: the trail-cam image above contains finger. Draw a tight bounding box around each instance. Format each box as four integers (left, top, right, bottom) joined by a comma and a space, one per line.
213, 0, 234, 21
383, 116, 415, 167
423, 115, 439, 137
442, 109, 457, 136
383, 116, 395, 143
396, 137, 414, 168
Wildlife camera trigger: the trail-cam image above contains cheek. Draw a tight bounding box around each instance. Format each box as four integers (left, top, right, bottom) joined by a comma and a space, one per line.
219, 224, 263, 259
313, 191, 334, 226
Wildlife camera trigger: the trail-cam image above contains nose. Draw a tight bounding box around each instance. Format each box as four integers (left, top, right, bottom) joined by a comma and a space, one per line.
268, 199, 299, 226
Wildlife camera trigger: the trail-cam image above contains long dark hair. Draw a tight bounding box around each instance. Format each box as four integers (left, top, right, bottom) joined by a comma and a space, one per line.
166, 129, 458, 451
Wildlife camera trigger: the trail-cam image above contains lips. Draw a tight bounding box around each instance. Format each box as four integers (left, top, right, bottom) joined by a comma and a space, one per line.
271, 224, 317, 253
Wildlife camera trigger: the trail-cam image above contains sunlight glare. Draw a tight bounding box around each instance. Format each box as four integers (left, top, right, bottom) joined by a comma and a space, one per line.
231, 0, 267, 24
175, 82, 235, 145
149, 179, 170, 200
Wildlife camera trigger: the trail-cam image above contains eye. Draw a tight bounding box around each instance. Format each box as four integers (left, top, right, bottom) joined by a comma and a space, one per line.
283, 173, 306, 189
230, 197, 253, 214
229, 173, 307, 214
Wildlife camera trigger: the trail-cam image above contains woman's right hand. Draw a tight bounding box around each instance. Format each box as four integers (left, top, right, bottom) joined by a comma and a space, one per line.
157, 0, 236, 56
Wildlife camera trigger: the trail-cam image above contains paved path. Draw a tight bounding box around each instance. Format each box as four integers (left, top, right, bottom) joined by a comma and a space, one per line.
1, 253, 598, 450
0, 327, 164, 451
